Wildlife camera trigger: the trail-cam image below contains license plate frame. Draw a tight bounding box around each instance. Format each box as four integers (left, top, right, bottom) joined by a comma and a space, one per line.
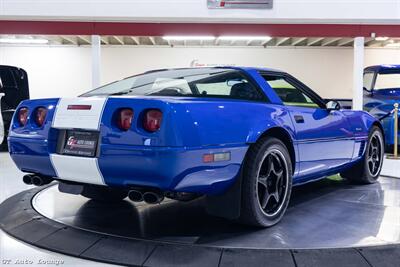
60, 130, 100, 158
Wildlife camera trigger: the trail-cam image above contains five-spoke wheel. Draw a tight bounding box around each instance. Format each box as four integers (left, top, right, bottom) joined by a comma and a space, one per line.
341, 126, 384, 184
367, 132, 383, 177
239, 137, 293, 227
257, 150, 289, 217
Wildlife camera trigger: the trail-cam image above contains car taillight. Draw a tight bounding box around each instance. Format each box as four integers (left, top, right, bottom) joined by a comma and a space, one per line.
117, 108, 134, 131
35, 107, 47, 127
18, 108, 29, 126
143, 109, 163, 132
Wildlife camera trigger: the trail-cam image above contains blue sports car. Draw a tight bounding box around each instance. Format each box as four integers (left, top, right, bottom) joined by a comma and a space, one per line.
364, 65, 400, 150
9, 67, 384, 227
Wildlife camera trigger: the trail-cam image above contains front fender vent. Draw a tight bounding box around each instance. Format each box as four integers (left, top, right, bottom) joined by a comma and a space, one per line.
358, 141, 366, 157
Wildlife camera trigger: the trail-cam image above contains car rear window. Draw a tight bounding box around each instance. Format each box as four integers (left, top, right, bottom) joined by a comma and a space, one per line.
81, 68, 266, 101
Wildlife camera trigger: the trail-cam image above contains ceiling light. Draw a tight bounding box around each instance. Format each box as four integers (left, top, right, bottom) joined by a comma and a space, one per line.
218, 36, 272, 41
375, 37, 389, 41
163, 36, 216, 41
0, 38, 49, 44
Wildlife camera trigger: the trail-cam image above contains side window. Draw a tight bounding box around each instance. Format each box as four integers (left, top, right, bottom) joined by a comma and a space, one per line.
193, 72, 264, 101
262, 75, 319, 108
0, 69, 17, 88
363, 72, 375, 90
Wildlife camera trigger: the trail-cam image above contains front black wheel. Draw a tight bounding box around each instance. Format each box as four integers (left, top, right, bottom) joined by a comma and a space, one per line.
341, 126, 384, 184
238, 137, 293, 227
80, 185, 128, 202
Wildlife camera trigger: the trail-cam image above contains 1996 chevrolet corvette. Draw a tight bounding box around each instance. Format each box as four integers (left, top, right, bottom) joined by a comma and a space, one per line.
9, 67, 384, 227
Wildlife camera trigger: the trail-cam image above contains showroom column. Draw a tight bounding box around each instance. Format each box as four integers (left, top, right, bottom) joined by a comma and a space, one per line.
352, 37, 365, 110
91, 35, 101, 89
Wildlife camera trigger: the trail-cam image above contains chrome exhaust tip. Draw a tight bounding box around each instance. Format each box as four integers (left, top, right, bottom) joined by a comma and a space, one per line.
31, 175, 52, 186
143, 191, 164, 204
22, 174, 33, 185
128, 190, 144, 202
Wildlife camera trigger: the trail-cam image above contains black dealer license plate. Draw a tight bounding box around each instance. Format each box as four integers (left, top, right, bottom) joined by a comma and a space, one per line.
62, 130, 99, 157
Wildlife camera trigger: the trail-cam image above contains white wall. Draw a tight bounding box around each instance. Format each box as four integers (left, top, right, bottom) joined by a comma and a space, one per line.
101, 46, 354, 98
1, 0, 399, 24
0, 45, 399, 99
0, 46, 91, 98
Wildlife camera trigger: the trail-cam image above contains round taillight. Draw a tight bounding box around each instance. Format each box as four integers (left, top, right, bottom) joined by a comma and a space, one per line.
143, 109, 163, 132
35, 107, 48, 127
18, 107, 29, 126
117, 108, 134, 131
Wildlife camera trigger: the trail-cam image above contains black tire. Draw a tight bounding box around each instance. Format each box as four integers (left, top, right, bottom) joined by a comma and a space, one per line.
0, 140, 7, 151
0, 128, 9, 151
80, 184, 128, 202
341, 126, 384, 184
238, 137, 293, 227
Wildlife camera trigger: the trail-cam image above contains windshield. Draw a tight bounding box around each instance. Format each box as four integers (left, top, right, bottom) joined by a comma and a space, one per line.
81, 68, 265, 101
374, 72, 400, 90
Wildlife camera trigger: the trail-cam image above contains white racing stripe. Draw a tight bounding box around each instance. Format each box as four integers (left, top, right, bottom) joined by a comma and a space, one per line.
52, 97, 107, 130
51, 97, 107, 185
50, 154, 105, 185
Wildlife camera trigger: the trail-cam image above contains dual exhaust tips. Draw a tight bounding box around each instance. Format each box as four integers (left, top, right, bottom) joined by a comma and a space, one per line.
23, 174, 53, 186
23, 174, 163, 204
128, 188, 164, 204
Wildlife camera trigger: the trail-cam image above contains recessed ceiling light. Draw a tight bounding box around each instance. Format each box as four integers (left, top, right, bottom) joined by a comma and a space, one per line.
375, 37, 389, 41
163, 36, 216, 41
218, 36, 272, 41
0, 38, 49, 44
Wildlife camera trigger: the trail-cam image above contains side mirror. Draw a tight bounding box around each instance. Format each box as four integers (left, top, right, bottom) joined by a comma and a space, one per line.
363, 87, 373, 95
326, 100, 341, 111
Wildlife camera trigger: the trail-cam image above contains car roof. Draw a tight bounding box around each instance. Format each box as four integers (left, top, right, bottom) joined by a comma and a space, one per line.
365, 64, 400, 73
144, 66, 284, 74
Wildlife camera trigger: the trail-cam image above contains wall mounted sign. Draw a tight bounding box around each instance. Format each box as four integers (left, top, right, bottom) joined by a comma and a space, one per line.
207, 0, 273, 9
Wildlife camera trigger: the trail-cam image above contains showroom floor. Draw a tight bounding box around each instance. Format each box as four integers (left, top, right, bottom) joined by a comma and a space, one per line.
0, 152, 116, 266
0, 151, 399, 266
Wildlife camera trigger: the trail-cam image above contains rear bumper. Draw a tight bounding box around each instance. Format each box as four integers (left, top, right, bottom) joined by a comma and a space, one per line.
9, 136, 248, 195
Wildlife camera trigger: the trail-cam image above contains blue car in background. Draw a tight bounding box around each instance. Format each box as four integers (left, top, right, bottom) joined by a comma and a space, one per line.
364, 65, 400, 150
8, 67, 384, 227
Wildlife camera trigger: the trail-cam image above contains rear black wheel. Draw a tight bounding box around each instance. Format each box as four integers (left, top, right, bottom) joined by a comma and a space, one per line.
238, 137, 292, 227
341, 126, 384, 184
0, 126, 9, 151
0, 120, 10, 151
80, 185, 128, 202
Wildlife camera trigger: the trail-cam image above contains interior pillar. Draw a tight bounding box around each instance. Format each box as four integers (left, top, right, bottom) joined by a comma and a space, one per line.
91, 35, 101, 89
352, 37, 365, 110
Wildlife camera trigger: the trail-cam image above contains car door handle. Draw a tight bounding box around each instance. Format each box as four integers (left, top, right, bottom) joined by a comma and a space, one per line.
294, 115, 305, 123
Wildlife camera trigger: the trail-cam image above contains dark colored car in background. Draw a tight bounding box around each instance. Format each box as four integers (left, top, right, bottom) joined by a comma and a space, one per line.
0, 65, 30, 150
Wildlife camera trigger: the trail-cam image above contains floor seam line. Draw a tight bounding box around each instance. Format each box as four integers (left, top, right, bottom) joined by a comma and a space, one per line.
141, 244, 158, 266
5, 217, 35, 232
354, 248, 373, 267
78, 236, 104, 256
34, 227, 63, 243
217, 248, 224, 267
289, 249, 298, 267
